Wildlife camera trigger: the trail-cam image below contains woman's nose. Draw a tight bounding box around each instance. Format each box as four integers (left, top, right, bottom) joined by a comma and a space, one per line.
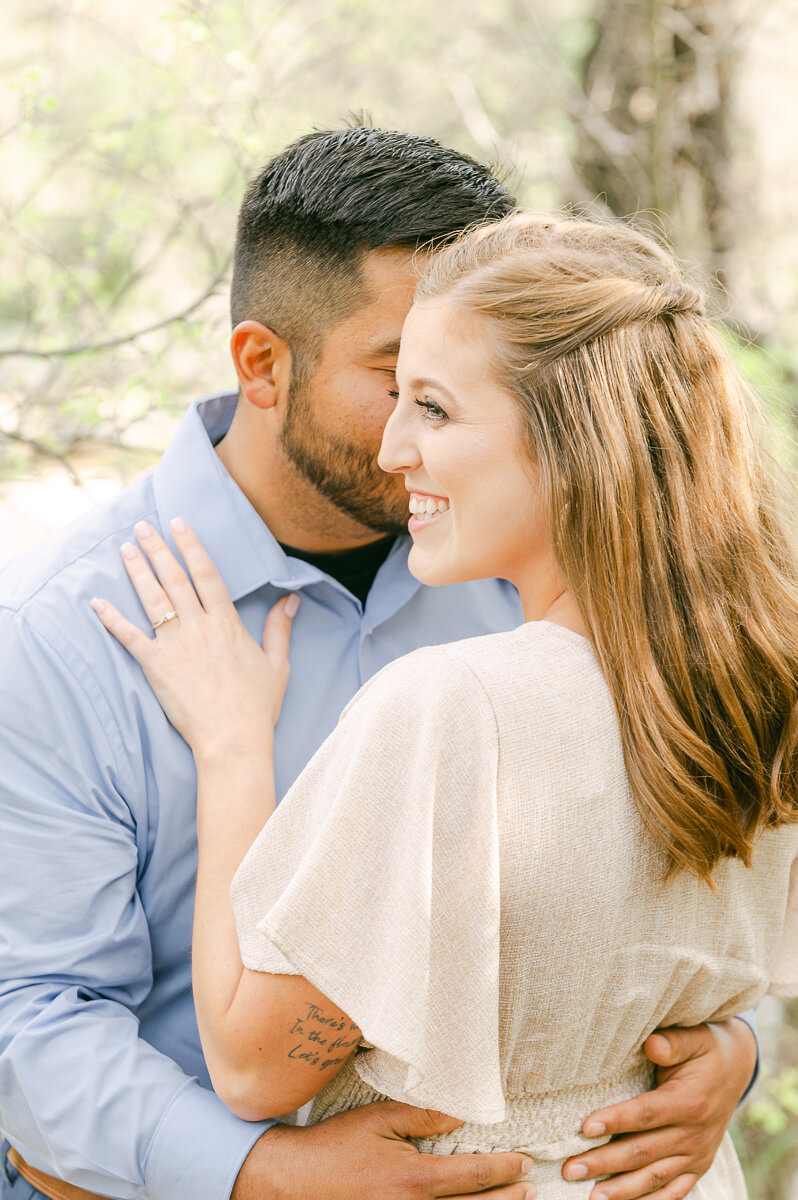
378, 405, 421, 475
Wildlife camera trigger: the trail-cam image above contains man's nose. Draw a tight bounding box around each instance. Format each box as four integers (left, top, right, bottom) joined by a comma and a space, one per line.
378, 406, 420, 475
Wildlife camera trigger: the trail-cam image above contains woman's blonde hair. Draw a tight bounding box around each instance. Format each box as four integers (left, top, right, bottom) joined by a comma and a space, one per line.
418, 213, 798, 882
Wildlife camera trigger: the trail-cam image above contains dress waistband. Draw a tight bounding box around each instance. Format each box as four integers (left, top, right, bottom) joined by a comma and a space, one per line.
311, 1058, 655, 1163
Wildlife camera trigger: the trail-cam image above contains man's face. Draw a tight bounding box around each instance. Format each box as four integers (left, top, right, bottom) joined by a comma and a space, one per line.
280, 248, 422, 536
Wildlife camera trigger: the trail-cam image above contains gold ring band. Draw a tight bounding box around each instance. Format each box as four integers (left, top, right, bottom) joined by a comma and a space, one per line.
152, 610, 179, 631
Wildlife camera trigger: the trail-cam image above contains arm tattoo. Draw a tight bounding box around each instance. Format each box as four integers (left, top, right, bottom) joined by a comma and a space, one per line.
287, 1002, 360, 1072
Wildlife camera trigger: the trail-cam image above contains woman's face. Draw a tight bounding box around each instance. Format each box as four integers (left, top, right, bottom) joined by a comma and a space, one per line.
378, 297, 550, 592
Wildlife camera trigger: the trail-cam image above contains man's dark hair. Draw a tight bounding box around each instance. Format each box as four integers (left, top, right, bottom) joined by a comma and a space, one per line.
231, 126, 516, 369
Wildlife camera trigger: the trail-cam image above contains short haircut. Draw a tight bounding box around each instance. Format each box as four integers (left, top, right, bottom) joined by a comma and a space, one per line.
230, 126, 516, 369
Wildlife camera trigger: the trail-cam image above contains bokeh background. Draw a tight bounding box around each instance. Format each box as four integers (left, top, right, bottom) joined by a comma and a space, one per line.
1, 0, 797, 1195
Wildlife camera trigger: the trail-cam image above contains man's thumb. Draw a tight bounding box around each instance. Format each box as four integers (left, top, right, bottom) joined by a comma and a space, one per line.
644, 1024, 711, 1067
379, 1102, 464, 1140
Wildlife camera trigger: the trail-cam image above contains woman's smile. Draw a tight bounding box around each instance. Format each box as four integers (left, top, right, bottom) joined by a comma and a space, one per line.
380, 298, 550, 601
408, 491, 450, 531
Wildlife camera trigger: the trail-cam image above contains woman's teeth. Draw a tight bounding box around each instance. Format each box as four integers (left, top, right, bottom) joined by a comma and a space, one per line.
409, 496, 450, 517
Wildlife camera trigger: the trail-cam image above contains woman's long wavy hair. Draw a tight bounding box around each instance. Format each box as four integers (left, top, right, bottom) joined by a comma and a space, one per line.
418, 213, 798, 882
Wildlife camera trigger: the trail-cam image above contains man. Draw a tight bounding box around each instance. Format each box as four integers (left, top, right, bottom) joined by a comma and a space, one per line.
0, 127, 758, 1200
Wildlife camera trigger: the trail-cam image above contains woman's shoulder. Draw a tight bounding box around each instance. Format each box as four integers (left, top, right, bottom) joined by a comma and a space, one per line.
343, 638, 497, 729
441, 620, 604, 699
347, 621, 605, 729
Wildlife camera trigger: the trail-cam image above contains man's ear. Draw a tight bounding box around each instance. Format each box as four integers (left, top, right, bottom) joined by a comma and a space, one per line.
230, 321, 293, 411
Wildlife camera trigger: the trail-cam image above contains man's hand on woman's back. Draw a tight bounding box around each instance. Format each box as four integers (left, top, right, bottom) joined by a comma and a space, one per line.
232, 1102, 536, 1200
561, 1017, 757, 1199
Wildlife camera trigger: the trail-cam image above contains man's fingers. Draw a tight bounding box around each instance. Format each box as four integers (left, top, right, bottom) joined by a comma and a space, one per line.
564, 1131, 684, 1182
445, 1185, 535, 1200
375, 1106, 533, 1198
566, 1135, 656, 1180
426, 1151, 533, 1197
643, 1024, 713, 1068
376, 1100, 464, 1139
589, 1167, 698, 1200
582, 1089, 671, 1139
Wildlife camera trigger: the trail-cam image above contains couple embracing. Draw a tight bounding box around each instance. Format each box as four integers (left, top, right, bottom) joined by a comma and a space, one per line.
1, 127, 796, 1200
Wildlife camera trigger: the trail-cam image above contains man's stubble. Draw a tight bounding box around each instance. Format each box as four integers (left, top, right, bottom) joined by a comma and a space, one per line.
279, 371, 409, 538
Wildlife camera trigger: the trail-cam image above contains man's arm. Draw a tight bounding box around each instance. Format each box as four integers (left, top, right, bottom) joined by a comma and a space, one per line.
561, 1017, 758, 1200
0, 608, 270, 1200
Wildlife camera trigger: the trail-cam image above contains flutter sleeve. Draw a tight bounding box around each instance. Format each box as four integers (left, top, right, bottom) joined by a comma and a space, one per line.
769, 850, 798, 997
230, 647, 505, 1125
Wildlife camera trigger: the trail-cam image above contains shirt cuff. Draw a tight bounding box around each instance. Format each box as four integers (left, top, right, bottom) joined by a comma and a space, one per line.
144, 1078, 277, 1200
732, 1007, 761, 1105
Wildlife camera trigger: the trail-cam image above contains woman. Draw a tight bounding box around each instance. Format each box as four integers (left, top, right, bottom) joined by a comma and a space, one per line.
93, 213, 798, 1197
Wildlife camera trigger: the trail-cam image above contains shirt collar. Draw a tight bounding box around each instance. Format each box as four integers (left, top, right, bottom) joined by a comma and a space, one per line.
153, 393, 422, 610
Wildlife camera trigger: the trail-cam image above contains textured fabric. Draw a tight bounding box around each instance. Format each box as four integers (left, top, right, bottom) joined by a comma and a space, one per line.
308, 1062, 747, 1199
0, 393, 523, 1200
233, 621, 798, 1196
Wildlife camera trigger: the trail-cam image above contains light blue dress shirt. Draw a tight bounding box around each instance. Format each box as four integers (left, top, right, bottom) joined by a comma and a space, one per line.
0, 393, 525, 1200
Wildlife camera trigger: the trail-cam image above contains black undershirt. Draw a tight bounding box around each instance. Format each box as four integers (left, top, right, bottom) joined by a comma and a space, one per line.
279, 536, 397, 607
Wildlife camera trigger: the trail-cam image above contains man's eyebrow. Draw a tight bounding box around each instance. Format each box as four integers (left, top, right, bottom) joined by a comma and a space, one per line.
409, 377, 457, 402
366, 339, 402, 358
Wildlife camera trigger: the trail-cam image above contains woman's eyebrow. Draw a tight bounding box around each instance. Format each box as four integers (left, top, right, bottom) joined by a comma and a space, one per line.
409, 377, 457, 402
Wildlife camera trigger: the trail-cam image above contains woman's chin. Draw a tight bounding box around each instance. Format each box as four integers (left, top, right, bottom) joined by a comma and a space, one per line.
408, 545, 473, 589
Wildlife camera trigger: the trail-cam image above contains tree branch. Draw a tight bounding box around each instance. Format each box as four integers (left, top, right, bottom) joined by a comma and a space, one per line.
0, 260, 230, 359
1, 430, 83, 486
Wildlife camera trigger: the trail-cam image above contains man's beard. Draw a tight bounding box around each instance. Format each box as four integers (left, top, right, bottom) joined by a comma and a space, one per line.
280, 373, 409, 536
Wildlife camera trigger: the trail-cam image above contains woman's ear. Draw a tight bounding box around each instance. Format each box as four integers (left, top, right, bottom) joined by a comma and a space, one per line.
230, 321, 293, 411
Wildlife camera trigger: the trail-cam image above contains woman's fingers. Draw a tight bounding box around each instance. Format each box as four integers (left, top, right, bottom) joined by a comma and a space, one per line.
262, 594, 300, 667
120, 540, 177, 629
169, 517, 234, 613
90, 597, 154, 664
131, 521, 202, 621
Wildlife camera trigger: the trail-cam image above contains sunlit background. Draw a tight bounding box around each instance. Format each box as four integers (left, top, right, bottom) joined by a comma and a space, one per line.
1, 1, 797, 1194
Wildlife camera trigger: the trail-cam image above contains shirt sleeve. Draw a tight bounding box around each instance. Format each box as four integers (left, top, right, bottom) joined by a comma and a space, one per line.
0, 608, 272, 1200
231, 647, 506, 1126
731, 1009, 760, 1104
768, 851, 798, 998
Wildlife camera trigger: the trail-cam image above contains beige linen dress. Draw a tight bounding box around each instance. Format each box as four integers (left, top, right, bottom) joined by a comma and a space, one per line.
232, 621, 798, 1197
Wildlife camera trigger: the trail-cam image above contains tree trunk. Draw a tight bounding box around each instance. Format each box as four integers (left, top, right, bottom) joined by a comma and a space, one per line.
574, 0, 739, 289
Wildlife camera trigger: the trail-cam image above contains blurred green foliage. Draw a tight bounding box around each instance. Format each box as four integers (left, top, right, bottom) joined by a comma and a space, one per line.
1, 3, 797, 1192
1, 0, 796, 473
732, 1001, 798, 1199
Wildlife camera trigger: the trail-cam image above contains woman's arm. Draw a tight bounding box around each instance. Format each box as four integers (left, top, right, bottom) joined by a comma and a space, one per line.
92, 520, 361, 1120
193, 748, 361, 1119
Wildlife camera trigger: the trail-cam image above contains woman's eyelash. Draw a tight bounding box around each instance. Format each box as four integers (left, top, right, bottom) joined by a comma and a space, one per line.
414, 397, 448, 423
387, 388, 448, 424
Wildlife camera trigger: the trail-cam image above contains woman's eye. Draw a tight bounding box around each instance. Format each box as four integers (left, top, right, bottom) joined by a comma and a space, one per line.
414, 397, 448, 425
387, 389, 399, 400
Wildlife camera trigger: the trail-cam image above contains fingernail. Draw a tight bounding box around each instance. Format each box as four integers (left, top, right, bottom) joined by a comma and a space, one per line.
171, 516, 187, 533
121, 542, 137, 560
520, 1156, 533, 1173
90, 598, 105, 614
134, 520, 153, 539
594, 1193, 609, 1200
584, 1120, 606, 1137
564, 1162, 588, 1180
524, 1189, 536, 1200
284, 593, 300, 618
